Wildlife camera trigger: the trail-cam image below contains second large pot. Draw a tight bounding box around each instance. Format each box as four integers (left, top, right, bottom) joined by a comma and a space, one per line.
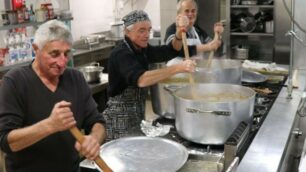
170, 83, 255, 145
150, 59, 242, 119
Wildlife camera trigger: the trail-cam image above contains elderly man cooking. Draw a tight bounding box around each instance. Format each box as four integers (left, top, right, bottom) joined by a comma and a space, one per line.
103, 10, 196, 141
0, 20, 106, 172
165, 0, 224, 63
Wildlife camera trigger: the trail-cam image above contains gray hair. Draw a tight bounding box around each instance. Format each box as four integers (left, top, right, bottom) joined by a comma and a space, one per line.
33, 20, 73, 49
177, 0, 198, 14
124, 24, 134, 35
126, 24, 134, 31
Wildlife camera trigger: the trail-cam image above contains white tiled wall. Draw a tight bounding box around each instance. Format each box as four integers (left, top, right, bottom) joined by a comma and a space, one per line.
70, 0, 161, 40
0, 0, 161, 42
160, 0, 177, 45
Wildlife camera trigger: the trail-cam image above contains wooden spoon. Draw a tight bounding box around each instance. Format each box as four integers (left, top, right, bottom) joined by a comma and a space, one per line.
181, 31, 195, 84
206, 32, 219, 68
70, 127, 113, 172
182, 30, 199, 99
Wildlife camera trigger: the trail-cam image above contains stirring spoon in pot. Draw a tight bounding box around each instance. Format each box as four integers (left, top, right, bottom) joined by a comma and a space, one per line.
206, 32, 219, 68
206, 20, 225, 68
182, 29, 199, 100
181, 29, 195, 85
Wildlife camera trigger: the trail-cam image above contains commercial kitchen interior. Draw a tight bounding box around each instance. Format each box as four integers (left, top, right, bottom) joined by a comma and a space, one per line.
1, 0, 306, 171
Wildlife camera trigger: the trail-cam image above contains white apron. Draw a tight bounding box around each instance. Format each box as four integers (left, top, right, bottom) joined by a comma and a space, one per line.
167, 27, 202, 66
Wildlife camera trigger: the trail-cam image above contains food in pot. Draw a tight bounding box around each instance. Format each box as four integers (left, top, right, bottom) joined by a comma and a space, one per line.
161, 77, 189, 83
180, 92, 249, 101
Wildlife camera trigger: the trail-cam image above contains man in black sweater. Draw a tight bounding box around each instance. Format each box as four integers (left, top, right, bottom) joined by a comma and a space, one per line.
103, 10, 196, 141
0, 20, 106, 172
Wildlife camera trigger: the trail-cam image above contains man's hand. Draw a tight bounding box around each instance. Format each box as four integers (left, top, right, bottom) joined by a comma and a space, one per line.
214, 22, 224, 36
175, 59, 196, 73
75, 135, 100, 160
207, 39, 222, 51
175, 15, 189, 39
47, 101, 76, 133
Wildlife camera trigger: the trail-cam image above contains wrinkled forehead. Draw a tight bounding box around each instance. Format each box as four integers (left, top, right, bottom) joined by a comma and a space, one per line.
133, 21, 152, 30
42, 40, 72, 51
181, 1, 197, 12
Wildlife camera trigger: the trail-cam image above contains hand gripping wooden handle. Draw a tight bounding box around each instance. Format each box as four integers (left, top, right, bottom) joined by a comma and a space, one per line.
70, 127, 113, 172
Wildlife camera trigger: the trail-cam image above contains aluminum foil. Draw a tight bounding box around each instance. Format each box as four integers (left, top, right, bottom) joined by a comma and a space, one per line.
140, 120, 172, 137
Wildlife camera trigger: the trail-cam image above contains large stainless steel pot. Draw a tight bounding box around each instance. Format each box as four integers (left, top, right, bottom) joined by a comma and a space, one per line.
150, 59, 242, 119
168, 83, 255, 145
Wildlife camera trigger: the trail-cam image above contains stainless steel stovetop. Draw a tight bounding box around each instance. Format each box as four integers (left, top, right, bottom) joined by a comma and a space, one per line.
80, 78, 286, 172
152, 79, 286, 172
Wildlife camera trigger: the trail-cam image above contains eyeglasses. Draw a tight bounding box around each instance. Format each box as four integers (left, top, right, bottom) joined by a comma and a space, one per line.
130, 28, 152, 35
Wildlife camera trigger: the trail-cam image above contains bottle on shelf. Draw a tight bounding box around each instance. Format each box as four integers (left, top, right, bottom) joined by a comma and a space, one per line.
29, 4, 35, 22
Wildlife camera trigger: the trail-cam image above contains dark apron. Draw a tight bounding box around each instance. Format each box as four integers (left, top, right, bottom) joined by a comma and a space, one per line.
103, 38, 148, 141
103, 86, 147, 141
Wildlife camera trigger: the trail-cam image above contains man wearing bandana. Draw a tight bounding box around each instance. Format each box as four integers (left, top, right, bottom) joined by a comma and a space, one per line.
103, 10, 196, 141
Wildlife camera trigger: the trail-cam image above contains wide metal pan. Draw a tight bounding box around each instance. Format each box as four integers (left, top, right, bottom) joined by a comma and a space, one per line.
99, 136, 188, 172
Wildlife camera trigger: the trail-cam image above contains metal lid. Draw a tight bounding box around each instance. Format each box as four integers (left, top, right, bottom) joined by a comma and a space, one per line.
100, 136, 188, 172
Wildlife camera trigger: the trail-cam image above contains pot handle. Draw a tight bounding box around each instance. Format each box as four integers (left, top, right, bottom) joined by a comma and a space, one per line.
90, 62, 100, 67
163, 84, 186, 94
186, 108, 231, 116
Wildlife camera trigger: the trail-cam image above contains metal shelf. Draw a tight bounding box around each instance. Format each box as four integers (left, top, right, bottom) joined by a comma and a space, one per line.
231, 5, 274, 8
0, 60, 32, 72
231, 32, 274, 36
0, 18, 73, 31
0, 18, 73, 74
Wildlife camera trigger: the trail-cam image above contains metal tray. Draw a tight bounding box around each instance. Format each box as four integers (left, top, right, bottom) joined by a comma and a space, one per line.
100, 136, 188, 172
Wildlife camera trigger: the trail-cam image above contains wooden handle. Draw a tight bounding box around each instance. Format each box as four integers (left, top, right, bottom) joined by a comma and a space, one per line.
70, 127, 113, 172
181, 31, 195, 85
206, 32, 219, 68
181, 32, 190, 60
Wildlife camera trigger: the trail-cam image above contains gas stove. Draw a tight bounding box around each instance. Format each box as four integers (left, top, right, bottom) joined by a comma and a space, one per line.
80, 77, 286, 172
151, 78, 287, 172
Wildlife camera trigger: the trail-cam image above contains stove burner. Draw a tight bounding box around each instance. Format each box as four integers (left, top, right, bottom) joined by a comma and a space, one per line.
256, 97, 271, 106
254, 105, 268, 117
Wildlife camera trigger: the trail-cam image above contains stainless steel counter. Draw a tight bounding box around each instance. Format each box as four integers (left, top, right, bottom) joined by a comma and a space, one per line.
237, 69, 306, 172
73, 42, 115, 56
89, 80, 108, 95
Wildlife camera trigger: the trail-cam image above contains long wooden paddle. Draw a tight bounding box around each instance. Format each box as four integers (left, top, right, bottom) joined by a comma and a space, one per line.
206, 32, 219, 68
70, 127, 113, 172
181, 31, 195, 84
182, 30, 200, 99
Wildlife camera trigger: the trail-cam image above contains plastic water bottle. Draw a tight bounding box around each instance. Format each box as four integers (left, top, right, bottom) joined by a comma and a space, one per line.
9, 46, 19, 64
25, 37, 33, 60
